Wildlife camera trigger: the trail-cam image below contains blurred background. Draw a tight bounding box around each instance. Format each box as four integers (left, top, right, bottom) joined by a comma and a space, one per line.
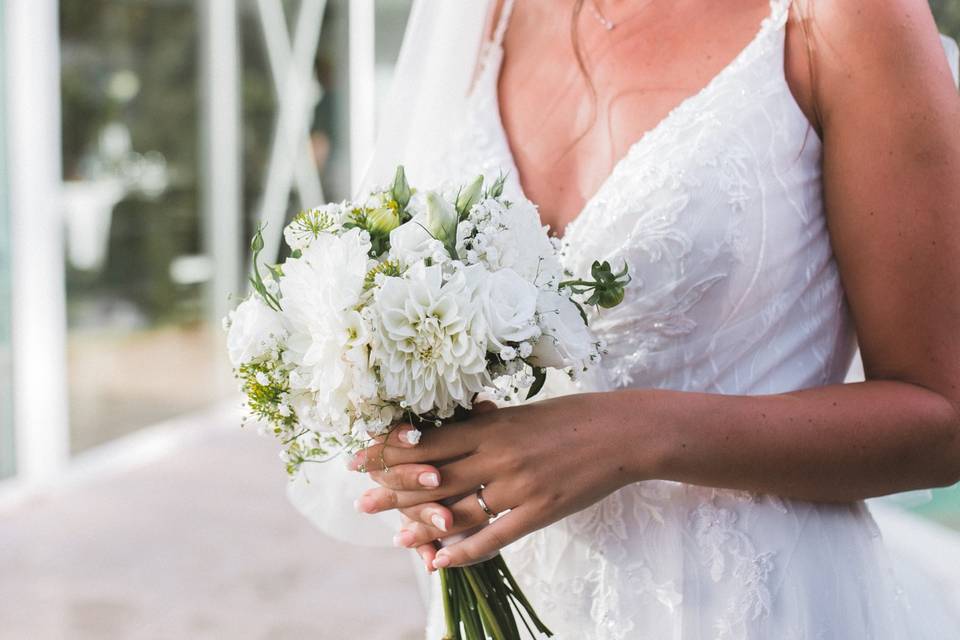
1, 1, 959, 638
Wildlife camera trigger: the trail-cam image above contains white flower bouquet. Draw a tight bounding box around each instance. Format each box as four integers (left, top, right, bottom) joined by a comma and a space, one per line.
224, 167, 629, 640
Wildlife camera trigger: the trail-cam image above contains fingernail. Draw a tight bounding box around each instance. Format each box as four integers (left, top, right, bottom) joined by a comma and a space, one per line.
354, 496, 372, 513
418, 472, 439, 488
430, 513, 448, 532
401, 428, 422, 446
432, 552, 451, 569
392, 531, 414, 548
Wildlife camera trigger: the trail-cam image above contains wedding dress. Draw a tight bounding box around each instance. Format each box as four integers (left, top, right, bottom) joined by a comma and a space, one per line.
287, 0, 960, 637
416, 0, 960, 637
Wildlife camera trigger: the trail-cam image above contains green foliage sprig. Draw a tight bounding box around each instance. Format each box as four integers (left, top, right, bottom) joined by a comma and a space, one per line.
249, 226, 282, 311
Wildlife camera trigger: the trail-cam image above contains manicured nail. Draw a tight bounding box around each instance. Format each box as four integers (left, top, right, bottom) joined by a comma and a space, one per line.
401, 428, 422, 446
432, 552, 451, 569
392, 531, 414, 548
431, 513, 448, 532
418, 472, 439, 488
417, 549, 433, 572
354, 496, 372, 513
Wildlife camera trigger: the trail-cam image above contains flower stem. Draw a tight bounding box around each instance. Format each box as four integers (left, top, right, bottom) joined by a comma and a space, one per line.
439, 568, 460, 640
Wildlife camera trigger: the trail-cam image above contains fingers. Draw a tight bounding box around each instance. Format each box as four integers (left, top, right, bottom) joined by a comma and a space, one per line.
347, 423, 475, 472
472, 400, 498, 415
400, 502, 452, 533
394, 492, 495, 547
369, 463, 441, 491
431, 505, 534, 569
355, 459, 483, 513
415, 542, 436, 572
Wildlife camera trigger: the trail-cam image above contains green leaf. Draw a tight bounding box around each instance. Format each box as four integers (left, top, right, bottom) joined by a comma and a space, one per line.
486, 172, 507, 199
526, 367, 547, 400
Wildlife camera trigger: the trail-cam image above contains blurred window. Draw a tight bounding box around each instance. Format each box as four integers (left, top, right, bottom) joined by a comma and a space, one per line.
60, 0, 225, 453
58, 0, 412, 454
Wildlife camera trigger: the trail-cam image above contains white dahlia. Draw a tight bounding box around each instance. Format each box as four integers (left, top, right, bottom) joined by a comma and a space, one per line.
279, 228, 379, 433
371, 263, 490, 418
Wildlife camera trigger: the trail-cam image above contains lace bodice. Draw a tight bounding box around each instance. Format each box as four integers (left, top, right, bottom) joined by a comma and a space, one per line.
416, 1, 941, 638
425, 0, 855, 397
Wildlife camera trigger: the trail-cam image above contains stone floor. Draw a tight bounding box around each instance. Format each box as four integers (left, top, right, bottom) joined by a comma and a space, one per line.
0, 406, 426, 640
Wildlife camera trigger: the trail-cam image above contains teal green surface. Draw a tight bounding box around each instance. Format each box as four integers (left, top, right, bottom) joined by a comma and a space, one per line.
907, 484, 960, 531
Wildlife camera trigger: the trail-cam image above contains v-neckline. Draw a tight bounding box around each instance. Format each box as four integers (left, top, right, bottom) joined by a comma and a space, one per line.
485, 0, 783, 240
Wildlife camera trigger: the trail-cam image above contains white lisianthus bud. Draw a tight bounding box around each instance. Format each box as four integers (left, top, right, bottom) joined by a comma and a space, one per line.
456, 174, 484, 215
425, 191, 459, 254
500, 346, 518, 361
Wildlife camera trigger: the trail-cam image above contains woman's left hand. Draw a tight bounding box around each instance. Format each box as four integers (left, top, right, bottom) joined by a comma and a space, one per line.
349, 392, 657, 569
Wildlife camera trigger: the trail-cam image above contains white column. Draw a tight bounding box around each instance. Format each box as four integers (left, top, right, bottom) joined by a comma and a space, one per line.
349, 0, 376, 196
5, 0, 70, 482
200, 0, 243, 328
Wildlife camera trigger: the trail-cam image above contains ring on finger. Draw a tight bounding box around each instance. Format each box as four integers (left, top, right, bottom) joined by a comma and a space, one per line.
476, 484, 497, 520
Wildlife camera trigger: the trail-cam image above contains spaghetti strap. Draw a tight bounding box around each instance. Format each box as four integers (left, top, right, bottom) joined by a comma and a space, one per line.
491, 0, 516, 48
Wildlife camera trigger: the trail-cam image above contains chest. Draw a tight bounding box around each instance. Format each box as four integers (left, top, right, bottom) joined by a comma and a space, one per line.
495, 0, 815, 236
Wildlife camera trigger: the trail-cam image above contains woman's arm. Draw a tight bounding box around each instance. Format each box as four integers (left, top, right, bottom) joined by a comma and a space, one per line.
356, 0, 960, 569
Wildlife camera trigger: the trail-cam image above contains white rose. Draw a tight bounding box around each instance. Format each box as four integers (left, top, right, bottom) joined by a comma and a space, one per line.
529, 290, 596, 370
225, 295, 288, 367
479, 268, 540, 351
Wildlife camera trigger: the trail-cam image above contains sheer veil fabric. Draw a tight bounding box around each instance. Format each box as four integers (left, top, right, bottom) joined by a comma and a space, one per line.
287, 1, 960, 637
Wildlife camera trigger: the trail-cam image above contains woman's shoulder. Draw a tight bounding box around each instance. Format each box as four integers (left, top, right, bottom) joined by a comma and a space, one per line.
789, 0, 956, 129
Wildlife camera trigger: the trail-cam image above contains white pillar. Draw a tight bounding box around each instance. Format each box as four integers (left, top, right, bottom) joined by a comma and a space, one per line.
200, 0, 243, 328
349, 0, 376, 197
5, 0, 70, 482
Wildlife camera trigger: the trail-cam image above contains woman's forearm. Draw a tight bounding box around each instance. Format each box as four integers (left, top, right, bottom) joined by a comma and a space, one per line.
617, 380, 960, 502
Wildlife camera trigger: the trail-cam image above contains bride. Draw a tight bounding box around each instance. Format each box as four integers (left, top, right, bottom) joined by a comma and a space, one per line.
292, 0, 960, 637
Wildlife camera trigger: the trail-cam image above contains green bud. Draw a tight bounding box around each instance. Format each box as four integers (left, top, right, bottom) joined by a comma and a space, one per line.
391, 165, 412, 210
456, 174, 484, 217
366, 204, 401, 235
594, 286, 625, 309
250, 227, 265, 252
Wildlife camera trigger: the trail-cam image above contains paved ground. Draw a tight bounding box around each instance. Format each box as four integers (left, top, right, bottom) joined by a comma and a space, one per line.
0, 406, 426, 640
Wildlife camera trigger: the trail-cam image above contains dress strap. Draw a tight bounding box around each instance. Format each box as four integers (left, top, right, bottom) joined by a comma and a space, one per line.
770, 0, 793, 26
491, 0, 516, 48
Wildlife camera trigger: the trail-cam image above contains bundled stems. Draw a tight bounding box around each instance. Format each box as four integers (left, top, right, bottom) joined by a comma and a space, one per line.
438, 553, 552, 640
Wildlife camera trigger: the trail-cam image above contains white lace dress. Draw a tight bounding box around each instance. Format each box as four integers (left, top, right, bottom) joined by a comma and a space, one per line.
414, 0, 955, 637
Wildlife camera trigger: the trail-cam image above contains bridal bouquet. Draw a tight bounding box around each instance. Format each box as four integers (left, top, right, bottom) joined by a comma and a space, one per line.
224, 167, 628, 640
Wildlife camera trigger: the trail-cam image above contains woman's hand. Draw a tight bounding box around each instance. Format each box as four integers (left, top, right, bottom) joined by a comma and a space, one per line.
350, 393, 657, 569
